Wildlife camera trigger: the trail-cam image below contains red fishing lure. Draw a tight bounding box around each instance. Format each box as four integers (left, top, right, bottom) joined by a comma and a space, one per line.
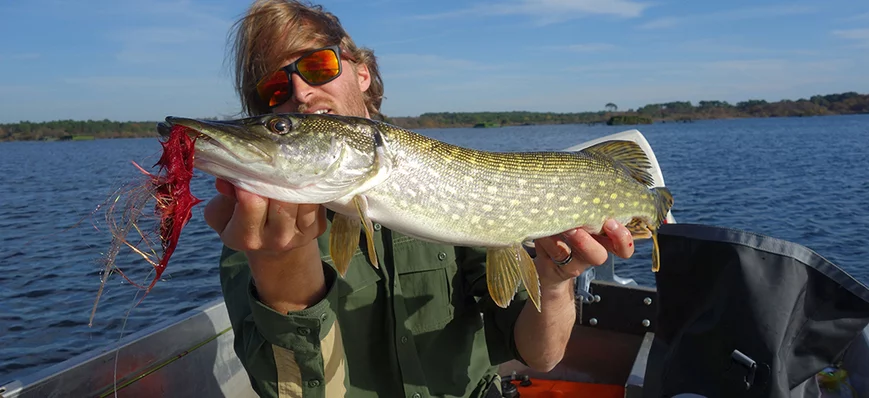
90, 125, 202, 326
146, 125, 203, 291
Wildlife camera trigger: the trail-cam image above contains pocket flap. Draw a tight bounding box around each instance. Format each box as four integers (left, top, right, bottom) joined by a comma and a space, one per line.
332, 254, 381, 297
392, 237, 456, 274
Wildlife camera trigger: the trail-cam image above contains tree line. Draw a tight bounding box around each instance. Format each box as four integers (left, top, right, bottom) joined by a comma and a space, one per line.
0, 119, 157, 141
2, 92, 867, 141
386, 92, 869, 129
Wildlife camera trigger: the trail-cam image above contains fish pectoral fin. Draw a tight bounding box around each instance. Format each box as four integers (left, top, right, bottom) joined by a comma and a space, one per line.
486, 245, 541, 312
353, 195, 379, 268
329, 213, 361, 276
344, 129, 394, 198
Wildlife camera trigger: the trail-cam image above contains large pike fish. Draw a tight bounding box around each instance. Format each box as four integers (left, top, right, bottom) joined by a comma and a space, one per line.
159, 114, 673, 312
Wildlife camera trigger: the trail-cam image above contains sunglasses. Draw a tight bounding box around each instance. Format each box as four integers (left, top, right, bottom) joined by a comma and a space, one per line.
256, 45, 346, 108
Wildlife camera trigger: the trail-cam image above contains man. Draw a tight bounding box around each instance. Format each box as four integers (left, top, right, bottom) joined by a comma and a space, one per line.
206, 1, 635, 397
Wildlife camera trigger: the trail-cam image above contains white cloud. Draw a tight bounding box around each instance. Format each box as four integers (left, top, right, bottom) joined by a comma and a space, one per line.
62, 76, 224, 90
0, 53, 40, 61
498, 0, 649, 18
674, 39, 820, 56
843, 12, 869, 22
100, 1, 232, 65
112, 25, 225, 64
639, 4, 816, 30
370, 32, 452, 48
564, 43, 616, 52
567, 57, 852, 78
833, 28, 869, 47
638, 17, 678, 30
415, 0, 650, 25
379, 53, 503, 79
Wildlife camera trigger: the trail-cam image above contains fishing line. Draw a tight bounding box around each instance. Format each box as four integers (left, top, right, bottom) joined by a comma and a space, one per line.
111, 267, 153, 398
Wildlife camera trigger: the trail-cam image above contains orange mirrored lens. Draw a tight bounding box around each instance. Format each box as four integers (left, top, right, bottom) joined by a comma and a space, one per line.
297, 49, 340, 84
255, 47, 342, 108
257, 70, 290, 107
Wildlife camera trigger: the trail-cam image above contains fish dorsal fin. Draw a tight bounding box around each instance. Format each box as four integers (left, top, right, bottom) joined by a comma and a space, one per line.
581, 140, 654, 187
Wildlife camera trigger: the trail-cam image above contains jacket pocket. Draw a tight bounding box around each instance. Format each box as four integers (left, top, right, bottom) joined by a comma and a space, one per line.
393, 239, 458, 333
333, 252, 382, 312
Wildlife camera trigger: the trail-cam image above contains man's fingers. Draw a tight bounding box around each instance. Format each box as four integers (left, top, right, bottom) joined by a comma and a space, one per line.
295, 204, 327, 237
562, 228, 609, 266
601, 219, 634, 259
535, 236, 571, 263
263, 198, 298, 243
534, 232, 596, 281
214, 178, 236, 198
222, 187, 269, 250
204, 193, 236, 234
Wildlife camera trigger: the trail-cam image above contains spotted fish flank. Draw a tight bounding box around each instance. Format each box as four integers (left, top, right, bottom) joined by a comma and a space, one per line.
161, 114, 674, 312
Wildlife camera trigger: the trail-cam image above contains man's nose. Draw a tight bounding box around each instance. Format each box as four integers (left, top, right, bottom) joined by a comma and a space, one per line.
290, 73, 315, 103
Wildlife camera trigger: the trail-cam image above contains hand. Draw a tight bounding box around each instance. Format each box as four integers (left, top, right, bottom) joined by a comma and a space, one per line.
532, 219, 634, 290
203, 178, 327, 259
204, 178, 329, 312
515, 219, 632, 370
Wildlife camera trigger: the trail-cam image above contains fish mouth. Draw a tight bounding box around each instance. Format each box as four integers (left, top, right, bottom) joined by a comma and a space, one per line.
158, 116, 272, 163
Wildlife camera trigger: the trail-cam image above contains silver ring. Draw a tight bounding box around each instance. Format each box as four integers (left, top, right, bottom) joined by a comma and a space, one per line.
552, 251, 573, 267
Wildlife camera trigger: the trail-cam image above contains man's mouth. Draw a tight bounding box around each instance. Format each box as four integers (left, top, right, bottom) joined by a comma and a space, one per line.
313, 109, 330, 115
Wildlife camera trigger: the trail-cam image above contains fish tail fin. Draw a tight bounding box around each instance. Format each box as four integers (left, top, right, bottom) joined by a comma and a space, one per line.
486, 245, 541, 312
651, 227, 661, 272
652, 186, 674, 226
624, 187, 672, 271
649, 187, 672, 273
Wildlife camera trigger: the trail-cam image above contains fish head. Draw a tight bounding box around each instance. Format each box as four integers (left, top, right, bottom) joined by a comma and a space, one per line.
159, 113, 387, 204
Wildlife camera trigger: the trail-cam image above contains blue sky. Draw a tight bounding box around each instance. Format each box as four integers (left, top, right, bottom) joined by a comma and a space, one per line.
2, 0, 868, 123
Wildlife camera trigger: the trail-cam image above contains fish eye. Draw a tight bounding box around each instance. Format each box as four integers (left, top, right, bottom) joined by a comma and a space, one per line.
268, 118, 291, 135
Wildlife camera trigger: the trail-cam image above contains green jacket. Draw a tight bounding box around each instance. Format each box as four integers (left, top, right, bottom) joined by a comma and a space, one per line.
219, 215, 530, 398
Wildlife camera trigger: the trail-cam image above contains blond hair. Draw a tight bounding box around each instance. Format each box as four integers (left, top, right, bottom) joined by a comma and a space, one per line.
228, 0, 384, 118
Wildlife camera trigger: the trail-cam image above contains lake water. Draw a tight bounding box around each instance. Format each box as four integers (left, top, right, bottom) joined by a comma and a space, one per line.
1, 114, 868, 380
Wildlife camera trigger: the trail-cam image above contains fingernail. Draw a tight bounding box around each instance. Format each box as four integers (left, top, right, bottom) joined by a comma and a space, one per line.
604, 219, 620, 232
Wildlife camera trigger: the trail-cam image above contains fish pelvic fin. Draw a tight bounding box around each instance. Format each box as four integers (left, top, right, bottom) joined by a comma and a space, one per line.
353, 195, 379, 268
329, 213, 361, 276
582, 140, 654, 187
486, 245, 541, 312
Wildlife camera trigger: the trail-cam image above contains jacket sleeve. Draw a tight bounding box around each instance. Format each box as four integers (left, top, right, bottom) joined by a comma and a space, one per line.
455, 246, 530, 366
219, 246, 347, 398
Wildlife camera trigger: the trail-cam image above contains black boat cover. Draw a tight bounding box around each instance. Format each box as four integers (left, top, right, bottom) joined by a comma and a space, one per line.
642, 223, 869, 398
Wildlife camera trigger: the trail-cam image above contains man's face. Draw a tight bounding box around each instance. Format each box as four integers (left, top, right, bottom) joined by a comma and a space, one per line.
271, 49, 371, 119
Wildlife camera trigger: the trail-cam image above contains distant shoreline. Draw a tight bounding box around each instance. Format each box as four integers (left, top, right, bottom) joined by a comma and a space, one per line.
2, 92, 867, 142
